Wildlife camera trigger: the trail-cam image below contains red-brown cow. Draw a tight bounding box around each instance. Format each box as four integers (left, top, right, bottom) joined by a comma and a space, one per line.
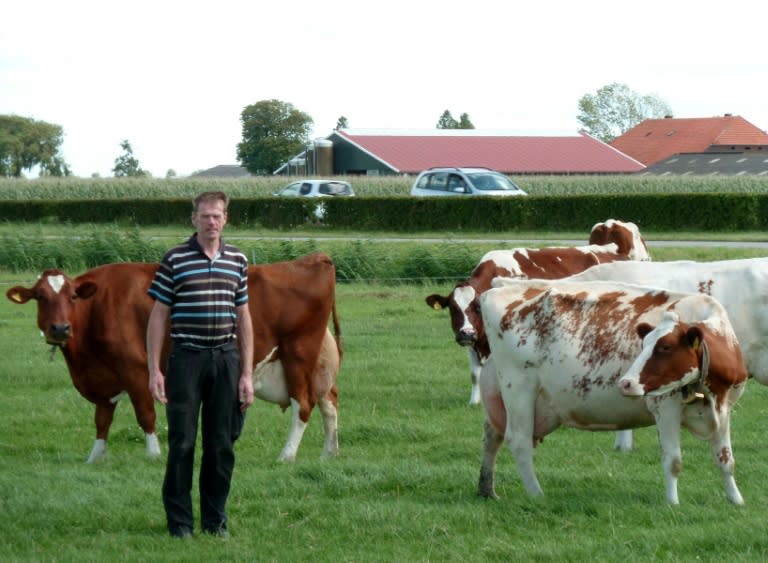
426, 219, 650, 406
6, 263, 163, 463
6, 253, 342, 463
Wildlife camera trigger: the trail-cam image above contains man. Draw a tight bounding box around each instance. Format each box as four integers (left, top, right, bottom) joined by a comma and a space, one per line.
147, 191, 254, 539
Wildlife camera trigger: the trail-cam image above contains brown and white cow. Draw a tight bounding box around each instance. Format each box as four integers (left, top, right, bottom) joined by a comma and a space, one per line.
478, 279, 747, 504
6, 252, 342, 463
426, 219, 650, 406
247, 252, 342, 462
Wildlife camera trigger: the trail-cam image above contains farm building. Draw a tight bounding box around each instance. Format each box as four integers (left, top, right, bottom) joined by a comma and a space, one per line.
273, 129, 644, 176
196, 115, 768, 177
612, 114, 768, 175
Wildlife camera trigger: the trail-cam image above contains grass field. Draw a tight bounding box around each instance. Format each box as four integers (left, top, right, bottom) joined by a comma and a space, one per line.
3, 242, 768, 561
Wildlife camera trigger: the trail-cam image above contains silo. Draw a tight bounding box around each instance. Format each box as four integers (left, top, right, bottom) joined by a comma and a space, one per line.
314, 139, 333, 176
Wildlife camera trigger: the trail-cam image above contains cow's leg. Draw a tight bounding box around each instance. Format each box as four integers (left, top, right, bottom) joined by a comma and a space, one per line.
124, 381, 161, 459
651, 398, 683, 504
478, 417, 503, 499
708, 408, 743, 505
278, 398, 309, 462
277, 348, 322, 462
88, 401, 117, 463
317, 387, 339, 459
613, 430, 633, 451
502, 381, 543, 496
468, 348, 483, 405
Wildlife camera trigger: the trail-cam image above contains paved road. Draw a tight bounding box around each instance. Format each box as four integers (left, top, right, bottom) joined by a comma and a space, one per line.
230, 235, 768, 249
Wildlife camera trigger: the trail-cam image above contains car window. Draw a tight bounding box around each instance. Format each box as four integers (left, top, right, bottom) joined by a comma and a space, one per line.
468, 172, 521, 192
319, 182, 352, 196
421, 172, 449, 191
447, 174, 468, 193
300, 183, 313, 195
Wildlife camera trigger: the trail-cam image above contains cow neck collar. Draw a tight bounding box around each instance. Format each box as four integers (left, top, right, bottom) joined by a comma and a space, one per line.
681, 339, 709, 404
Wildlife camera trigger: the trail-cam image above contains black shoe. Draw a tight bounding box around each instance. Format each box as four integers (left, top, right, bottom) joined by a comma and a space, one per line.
169, 526, 193, 539
203, 525, 229, 539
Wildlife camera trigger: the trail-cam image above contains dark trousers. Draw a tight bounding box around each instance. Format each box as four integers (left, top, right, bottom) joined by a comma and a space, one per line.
162, 342, 245, 533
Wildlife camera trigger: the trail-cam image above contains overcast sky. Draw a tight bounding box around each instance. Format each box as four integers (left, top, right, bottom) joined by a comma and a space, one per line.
1, 0, 766, 178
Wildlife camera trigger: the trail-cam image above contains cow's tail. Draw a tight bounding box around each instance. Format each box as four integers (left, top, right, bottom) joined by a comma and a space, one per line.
330, 298, 344, 361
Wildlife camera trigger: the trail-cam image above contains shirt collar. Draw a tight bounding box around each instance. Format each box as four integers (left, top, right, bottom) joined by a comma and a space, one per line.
188, 233, 224, 260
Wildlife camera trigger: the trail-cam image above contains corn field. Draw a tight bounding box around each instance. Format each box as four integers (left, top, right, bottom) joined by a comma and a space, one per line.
2, 174, 768, 200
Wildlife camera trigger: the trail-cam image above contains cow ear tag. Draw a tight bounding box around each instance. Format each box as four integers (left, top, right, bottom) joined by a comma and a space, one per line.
692, 337, 700, 351
432, 303, 442, 310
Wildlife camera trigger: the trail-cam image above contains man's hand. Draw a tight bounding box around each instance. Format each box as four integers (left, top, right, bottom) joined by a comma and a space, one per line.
238, 374, 254, 412
149, 368, 167, 404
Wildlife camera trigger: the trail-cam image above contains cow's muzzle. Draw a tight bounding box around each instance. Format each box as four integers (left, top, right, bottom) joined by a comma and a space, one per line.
455, 330, 477, 347
46, 323, 72, 345
618, 377, 643, 397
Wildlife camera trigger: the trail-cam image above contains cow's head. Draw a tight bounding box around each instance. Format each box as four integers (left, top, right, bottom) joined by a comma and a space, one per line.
589, 219, 651, 262
6, 269, 98, 346
426, 282, 486, 351
618, 312, 706, 398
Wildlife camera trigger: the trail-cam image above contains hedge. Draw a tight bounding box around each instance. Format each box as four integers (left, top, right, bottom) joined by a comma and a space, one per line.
3, 193, 767, 232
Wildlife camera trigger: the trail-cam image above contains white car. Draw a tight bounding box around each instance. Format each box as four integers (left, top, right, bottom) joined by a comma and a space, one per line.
410, 167, 527, 197
274, 179, 355, 220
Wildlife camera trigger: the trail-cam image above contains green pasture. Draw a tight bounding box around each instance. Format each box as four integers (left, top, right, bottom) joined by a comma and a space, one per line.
2, 242, 768, 561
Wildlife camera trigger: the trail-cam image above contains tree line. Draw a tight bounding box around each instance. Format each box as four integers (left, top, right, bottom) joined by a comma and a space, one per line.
1, 83, 671, 178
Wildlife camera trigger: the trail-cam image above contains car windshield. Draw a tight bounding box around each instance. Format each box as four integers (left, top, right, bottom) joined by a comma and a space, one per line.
467, 172, 521, 192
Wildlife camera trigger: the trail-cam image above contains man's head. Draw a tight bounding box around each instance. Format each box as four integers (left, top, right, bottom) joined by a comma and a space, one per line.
192, 191, 229, 244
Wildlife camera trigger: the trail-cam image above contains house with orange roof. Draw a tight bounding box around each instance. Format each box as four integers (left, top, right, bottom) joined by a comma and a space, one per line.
610, 114, 768, 175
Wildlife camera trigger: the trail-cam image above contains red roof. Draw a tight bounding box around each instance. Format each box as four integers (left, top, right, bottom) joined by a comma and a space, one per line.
610, 115, 768, 166
333, 129, 644, 174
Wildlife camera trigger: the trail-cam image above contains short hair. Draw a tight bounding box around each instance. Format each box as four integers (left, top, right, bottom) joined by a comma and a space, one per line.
193, 191, 229, 213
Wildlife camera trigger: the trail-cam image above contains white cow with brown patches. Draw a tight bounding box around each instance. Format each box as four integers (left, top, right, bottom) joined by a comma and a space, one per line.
478, 279, 747, 504
426, 219, 651, 407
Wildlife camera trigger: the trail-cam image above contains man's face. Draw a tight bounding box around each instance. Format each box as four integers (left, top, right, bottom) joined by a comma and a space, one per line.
192, 200, 227, 243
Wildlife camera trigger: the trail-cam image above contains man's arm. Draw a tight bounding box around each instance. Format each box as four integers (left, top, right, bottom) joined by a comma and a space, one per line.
236, 303, 254, 410
147, 300, 171, 404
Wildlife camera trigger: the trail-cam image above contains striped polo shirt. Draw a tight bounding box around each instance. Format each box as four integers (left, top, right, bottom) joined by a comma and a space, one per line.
148, 235, 249, 349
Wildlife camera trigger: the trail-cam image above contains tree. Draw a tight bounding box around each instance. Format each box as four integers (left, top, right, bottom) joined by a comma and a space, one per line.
577, 83, 673, 143
237, 99, 313, 175
112, 140, 148, 177
458, 113, 475, 129
335, 116, 349, 130
436, 110, 459, 129
437, 110, 475, 129
0, 114, 70, 177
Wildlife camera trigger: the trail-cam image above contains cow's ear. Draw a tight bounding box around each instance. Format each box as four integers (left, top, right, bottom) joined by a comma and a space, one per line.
75, 281, 98, 300
636, 323, 654, 339
425, 294, 447, 310
686, 326, 704, 350
6, 286, 34, 304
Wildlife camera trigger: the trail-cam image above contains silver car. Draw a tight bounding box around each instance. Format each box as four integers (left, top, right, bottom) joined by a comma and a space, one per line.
274, 179, 355, 220
410, 167, 527, 197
